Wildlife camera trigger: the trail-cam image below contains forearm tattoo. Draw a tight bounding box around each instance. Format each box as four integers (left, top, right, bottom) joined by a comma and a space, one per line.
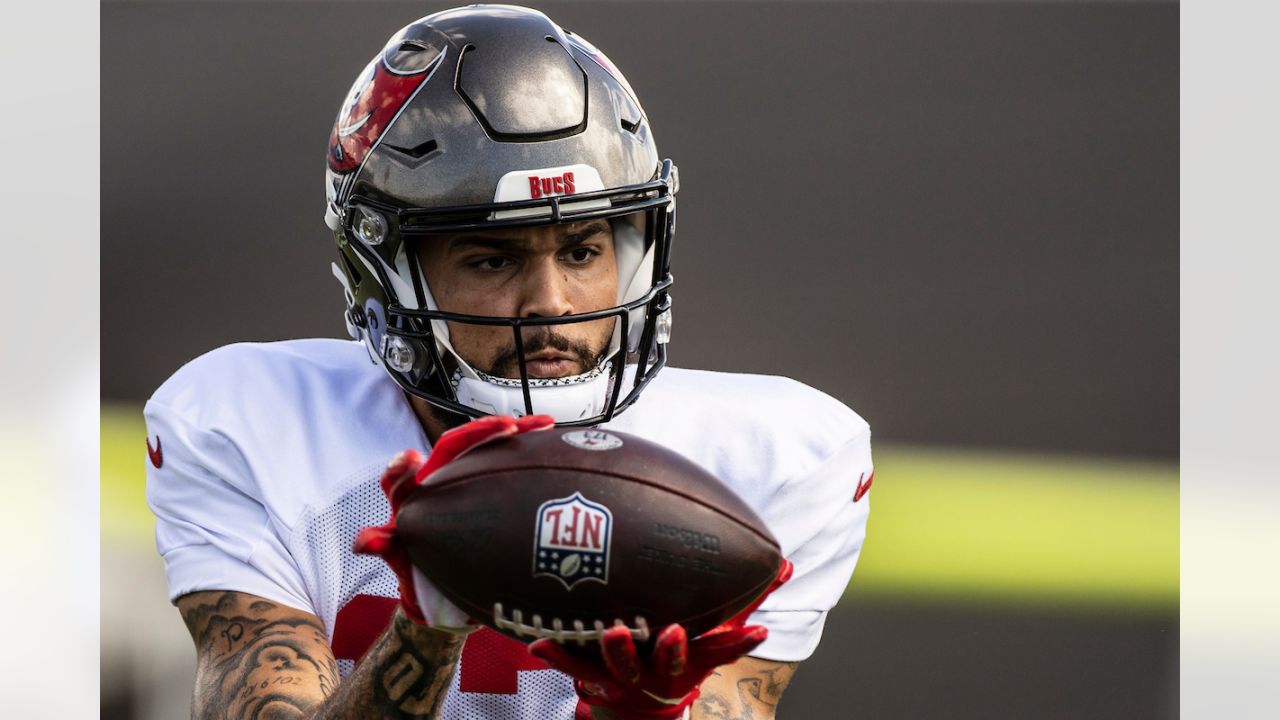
694, 661, 799, 720
179, 592, 463, 720
328, 609, 465, 718
181, 592, 338, 719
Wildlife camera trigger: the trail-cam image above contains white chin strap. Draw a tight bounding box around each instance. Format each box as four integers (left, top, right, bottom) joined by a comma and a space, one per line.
451, 361, 615, 423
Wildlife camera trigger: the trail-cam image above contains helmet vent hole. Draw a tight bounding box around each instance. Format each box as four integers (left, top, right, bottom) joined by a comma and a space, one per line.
620, 118, 640, 135
399, 40, 428, 52
386, 139, 439, 159
340, 250, 363, 290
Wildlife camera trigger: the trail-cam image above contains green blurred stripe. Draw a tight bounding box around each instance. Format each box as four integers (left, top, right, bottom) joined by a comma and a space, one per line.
102, 404, 153, 546
852, 446, 1178, 608
101, 404, 1178, 607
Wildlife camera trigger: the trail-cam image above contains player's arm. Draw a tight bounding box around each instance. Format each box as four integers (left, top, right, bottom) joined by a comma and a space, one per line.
178, 590, 464, 719
175, 418, 557, 719
585, 657, 798, 720
691, 657, 799, 720
178, 590, 336, 717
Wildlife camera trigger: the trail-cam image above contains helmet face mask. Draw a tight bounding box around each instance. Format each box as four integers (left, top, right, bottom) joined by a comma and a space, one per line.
326, 5, 677, 425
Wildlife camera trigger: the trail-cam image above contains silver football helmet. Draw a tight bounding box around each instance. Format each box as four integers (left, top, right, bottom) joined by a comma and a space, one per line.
325, 5, 676, 426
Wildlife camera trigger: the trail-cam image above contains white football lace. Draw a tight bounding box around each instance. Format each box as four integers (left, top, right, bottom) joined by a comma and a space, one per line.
492, 602, 651, 645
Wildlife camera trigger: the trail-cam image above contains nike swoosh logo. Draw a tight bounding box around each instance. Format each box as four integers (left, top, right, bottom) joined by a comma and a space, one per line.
147, 435, 163, 469
853, 469, 874, 502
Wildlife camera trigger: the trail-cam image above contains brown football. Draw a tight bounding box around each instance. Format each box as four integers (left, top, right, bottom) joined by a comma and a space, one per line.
395, 427, 783, 644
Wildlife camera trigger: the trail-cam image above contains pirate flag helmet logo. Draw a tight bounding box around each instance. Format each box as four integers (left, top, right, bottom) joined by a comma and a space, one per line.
327, 28, 446, 175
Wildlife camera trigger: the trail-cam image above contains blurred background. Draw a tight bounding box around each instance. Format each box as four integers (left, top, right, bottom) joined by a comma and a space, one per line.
102, 1, 1177, 718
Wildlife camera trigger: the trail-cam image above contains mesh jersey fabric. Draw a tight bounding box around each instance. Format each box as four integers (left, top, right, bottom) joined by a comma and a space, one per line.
145, 338, 872, 716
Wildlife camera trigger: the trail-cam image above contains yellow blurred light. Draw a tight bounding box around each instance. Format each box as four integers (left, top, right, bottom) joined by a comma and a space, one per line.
853, 445, 1177, 609
102, 405, 1179, 609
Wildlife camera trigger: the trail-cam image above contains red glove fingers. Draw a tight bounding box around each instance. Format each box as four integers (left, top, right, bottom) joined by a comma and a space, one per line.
601, 625, 644, 684
528, 637, 621, 699
650, 624, 688, 677
417, 416, 507, 475
378, 448, 428, 517
529, 621, 763, 718
684, 624, 768, 669
527, 556, 795, 719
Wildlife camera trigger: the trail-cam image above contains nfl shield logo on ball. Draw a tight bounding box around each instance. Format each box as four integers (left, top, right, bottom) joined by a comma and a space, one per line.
533, 492, 612, 589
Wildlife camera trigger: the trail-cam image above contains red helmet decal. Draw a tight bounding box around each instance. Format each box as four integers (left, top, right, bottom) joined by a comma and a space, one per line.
328, 46, 443, 175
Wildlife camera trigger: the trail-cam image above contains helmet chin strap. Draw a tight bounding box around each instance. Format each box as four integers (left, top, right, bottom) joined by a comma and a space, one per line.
450, 362, 615, 423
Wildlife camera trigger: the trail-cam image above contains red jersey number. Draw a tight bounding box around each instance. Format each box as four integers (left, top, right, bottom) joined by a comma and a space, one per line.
332, 594, 582, 702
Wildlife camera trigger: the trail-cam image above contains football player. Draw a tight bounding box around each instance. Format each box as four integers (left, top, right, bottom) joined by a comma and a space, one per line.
145, 6, 873, 719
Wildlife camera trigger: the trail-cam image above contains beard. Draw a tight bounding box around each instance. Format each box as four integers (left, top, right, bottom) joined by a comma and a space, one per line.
483, 326, 610, 379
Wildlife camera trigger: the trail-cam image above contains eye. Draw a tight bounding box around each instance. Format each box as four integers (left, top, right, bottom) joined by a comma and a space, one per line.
470, 256, 514, 272
564, 247, 599, 264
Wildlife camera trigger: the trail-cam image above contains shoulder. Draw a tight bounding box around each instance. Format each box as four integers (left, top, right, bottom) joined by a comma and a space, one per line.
609, 367, 870, 498
143, 338, 416, 508
644, 367, 867, 436
148, 338, 374, 423
623, 366, 869, 450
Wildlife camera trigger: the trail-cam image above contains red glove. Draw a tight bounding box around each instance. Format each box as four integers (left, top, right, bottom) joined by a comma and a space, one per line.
529, 559, 794, 720
354, 414, 555, 629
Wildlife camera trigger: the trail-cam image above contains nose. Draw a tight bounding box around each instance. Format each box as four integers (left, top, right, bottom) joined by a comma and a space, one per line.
517, 256, 574, 319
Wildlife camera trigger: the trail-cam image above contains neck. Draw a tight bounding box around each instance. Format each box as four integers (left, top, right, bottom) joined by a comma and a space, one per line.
408, 394, 452, 445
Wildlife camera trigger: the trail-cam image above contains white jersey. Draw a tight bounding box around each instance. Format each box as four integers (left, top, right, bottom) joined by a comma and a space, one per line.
145, 339, 873, 719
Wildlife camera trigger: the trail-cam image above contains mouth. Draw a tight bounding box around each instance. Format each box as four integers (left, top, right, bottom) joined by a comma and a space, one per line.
481, 330, 604, 380
523, 351, 582, 378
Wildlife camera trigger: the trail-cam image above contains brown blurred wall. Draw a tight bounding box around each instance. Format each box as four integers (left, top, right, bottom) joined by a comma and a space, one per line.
102, 1, 1177, 458
101, 5, 1178, 718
